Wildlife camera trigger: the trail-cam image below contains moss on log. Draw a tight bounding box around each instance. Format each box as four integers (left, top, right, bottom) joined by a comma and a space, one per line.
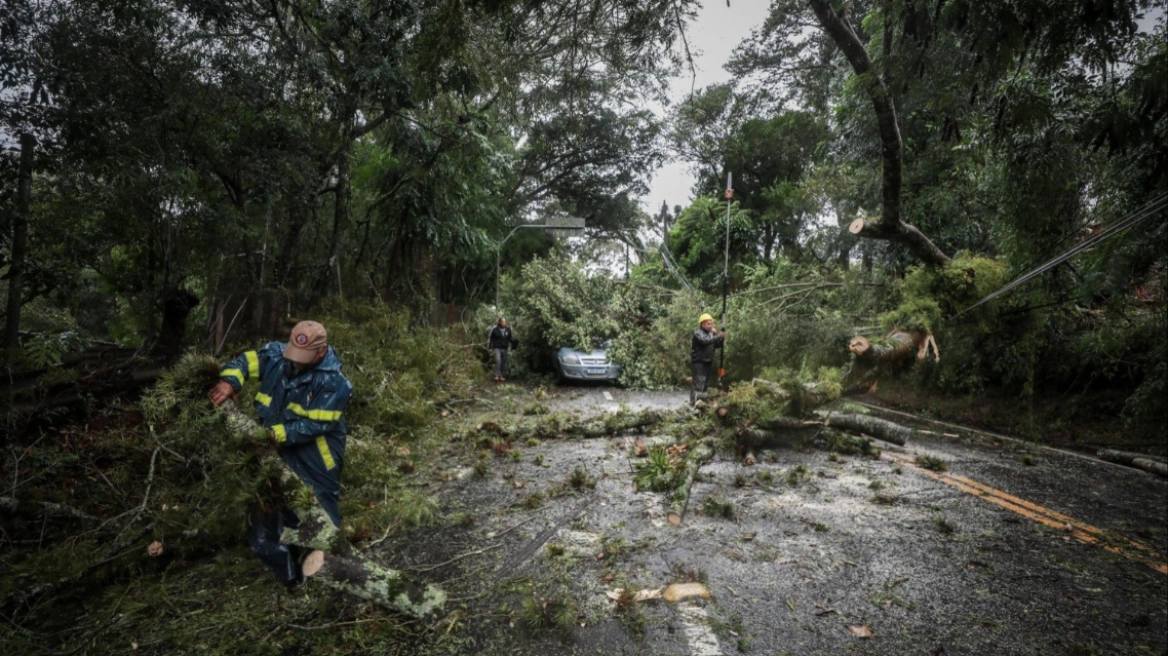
315, 554, 447, 618
667, 441, 715, 526
826, 413, 911, 446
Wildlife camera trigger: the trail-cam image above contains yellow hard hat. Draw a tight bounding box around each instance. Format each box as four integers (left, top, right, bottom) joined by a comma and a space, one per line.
698, 313, 715, 325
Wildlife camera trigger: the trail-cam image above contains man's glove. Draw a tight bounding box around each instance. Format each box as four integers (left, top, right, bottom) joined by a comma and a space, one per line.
209, 380, 235, 406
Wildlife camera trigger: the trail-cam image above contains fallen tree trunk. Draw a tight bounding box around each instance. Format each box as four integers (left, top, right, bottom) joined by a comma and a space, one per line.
667, 441, 715, 526
220, 404, 446, 617
1097, 449, 1168, 479
282, 508, 446, 618
848, 330, 937, 364
825, 413, 911, 446
478, 408, 671, 441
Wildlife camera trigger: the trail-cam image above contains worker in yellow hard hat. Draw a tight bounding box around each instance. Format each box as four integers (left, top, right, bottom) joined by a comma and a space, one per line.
690, 314, 725, 406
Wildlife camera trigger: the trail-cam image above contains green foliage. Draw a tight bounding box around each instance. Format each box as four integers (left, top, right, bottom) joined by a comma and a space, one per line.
915, 455, 949, 472
633, 447, 685, 492
319, 302, 480, 438
500, 255, 623, 353
881, 254, 1008, 332
701, 496, 736, 520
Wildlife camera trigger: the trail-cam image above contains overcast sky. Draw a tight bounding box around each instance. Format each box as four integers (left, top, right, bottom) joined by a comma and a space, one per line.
639, 0, 772, 217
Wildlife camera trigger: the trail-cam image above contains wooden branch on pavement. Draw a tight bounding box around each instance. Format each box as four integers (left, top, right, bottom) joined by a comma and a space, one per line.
667, 441, 715, 526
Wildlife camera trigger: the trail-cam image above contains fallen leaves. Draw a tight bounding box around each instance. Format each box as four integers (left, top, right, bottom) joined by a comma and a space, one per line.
847, 624, 873, 638
605, 582, 711, 604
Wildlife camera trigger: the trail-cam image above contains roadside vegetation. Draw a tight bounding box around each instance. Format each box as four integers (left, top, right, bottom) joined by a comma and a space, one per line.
2, 0, 1165, 653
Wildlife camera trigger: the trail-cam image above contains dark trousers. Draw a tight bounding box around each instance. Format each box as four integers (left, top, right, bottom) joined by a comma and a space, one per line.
247, 505, 304, 583
690, 361, 713, 405
493, 348, 509, 377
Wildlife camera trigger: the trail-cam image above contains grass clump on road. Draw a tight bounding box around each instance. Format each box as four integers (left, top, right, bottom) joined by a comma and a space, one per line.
701, 496, 736, 520
916, 455, 949, 471
634, 446, 685, 491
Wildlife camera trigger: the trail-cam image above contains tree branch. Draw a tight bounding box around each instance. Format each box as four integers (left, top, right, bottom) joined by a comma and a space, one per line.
808, 0, 950, 266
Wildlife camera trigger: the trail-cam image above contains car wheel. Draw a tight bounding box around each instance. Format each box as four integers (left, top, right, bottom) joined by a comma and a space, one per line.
553, 363, 566, 385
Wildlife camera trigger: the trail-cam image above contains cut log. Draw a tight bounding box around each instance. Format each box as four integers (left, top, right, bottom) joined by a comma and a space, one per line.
667, 441, 715, 526
1097, 450, 1168, 478
826, 413, 911, 446
849, 330, 938, 364
742, 449, 756, 466
312, 553, 447, 618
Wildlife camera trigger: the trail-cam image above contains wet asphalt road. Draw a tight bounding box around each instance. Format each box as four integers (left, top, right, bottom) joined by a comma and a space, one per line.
380, 386, 1168, 656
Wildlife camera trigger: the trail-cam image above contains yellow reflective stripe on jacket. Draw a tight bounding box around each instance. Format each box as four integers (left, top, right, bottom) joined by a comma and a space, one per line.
272, 424, 287, 443
220, 368, 244, 385
255, 392, 272, 407
286, 403, 342, 421
245, 351, 259, 379
316, 437, 336, 470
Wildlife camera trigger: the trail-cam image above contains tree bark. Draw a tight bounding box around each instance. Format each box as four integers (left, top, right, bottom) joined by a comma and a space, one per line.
667, 441, 715, 526
826, 413, 911, 446
808, 0, 950, 267
4, 133, 35, 356
280, 507, 446, 618
325, 152, 352, 297
1097, 449, 1168, 479
848, 330, 938, 363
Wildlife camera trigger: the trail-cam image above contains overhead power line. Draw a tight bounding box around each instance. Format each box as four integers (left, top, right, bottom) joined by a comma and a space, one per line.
955, 193, 1168, 317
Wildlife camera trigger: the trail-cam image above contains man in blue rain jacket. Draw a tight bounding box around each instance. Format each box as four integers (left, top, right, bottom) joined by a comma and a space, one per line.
209, 320, 353, 590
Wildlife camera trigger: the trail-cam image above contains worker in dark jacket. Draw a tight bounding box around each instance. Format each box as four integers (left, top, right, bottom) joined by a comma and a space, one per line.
209, 320, 353, 591
690, 313, 725, 406
486, 317, 519, 382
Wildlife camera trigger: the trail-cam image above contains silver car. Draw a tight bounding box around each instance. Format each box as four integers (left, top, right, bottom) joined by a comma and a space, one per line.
553, 345, 622, 384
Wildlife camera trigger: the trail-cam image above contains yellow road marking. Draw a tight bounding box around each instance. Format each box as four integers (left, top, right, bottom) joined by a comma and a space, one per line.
882, 451, 1168, 575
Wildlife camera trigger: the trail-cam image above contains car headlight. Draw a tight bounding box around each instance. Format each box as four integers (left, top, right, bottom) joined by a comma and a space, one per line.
560, 354, 580, 365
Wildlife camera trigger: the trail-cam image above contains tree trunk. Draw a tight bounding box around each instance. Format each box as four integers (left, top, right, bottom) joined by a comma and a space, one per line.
1097, 449, 1168, 479
4, 133, 35, 356
280, 507, 446, 617
826, 413, 911, 446
848, 330, 938, 363
325, 153, 352, 297
735, 426, 817, 450
667, 441, 715, 526
808, 0, 950, 267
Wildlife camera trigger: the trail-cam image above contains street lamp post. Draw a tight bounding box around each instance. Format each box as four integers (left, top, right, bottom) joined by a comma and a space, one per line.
495, 217, 586, 310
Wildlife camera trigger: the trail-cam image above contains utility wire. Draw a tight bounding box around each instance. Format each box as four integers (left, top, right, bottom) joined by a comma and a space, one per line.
954, 193, 1168, 318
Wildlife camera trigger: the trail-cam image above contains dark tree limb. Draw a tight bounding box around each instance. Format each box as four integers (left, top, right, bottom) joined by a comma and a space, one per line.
808, 0, 950, 267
